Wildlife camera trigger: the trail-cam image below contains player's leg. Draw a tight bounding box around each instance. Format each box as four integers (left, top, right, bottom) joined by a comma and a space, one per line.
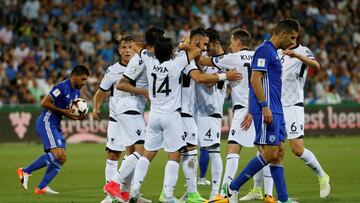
198, 148, 210, 185
161, 111, 187, 201
285, 106, 330, 198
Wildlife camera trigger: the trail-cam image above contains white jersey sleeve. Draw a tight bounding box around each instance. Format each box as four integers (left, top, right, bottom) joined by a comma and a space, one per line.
123, 54, 145, 82
280, 44, 316, 106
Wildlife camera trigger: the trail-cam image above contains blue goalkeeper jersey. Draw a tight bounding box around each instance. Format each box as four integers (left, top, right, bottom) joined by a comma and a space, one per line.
249, 40, 283, 114
39, 79, 80, 127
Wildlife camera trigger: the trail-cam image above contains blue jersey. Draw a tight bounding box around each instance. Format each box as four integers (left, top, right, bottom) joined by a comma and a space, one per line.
39, 79, 80, 127
249, 41, 283, 114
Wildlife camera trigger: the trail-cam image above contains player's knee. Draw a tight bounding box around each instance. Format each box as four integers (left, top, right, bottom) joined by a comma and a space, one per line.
107, 151, 121, 160
55, 155, 67, 165
291, 146, 303, 157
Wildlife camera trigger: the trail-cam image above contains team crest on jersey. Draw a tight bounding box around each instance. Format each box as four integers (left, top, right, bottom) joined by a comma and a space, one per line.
269, 135, 276, 143
139, 60, 143, 65
231, 129, 236, 136
214, 55, 224, 63
136, 129, 141, 136
257, 58, 265, 67
52, 88, 61, 97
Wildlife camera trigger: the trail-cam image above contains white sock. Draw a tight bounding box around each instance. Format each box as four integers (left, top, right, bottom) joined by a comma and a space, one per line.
300, 148, 326, 177
122, 170, 134, 192
163, 160, 180, 198
112, 152, 141, 185
263, 164, 273, 196
253, 151, 263, 189
209, 151, 223, 196
222, 153, 239, 187
182, 149, 198, 193
131, 157, 150, 196
105, 159, 118, 183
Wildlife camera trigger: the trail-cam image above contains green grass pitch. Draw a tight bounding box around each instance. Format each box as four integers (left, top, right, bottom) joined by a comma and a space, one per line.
1, 136, 360, 203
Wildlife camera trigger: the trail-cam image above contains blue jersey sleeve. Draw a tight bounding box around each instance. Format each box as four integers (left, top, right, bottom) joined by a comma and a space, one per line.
251, 46, 270, 72
49, 82, 66, 102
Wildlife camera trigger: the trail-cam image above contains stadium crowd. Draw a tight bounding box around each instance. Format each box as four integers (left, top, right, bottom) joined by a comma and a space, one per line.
0, 0, 359, 106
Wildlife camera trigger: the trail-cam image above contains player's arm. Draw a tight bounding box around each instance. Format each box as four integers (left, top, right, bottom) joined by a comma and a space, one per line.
197, 56, 214, 67
92, 89, 107, 120
117, 76, 149, 100
250, 70, 272, 124
283, 49, 320, 70
41, 95, 79, 120
189, 69, 241, 84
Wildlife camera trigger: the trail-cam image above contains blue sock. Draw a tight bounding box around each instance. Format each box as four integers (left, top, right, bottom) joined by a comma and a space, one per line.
270, 164, 288, 202
199, 149, 209, 178
230, 154, 268, 191
23, 153, 55, 174
38, 160, 62, 189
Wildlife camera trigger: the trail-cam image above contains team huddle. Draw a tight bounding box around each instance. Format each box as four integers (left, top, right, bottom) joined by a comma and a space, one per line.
16, 19, 330, 203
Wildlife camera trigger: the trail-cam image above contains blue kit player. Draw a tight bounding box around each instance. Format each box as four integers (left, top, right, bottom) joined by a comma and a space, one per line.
17, 65, 89, 195
219, 19, 300, 203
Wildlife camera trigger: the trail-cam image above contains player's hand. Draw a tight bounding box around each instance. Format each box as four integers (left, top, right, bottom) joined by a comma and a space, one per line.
92, 109, 100, 120
63, 108, 79, 120
178, 35, 190, 50
226, 70, 242, 82
283, 49, 298, 58
241, 113, 252, 131
262, 107, 272, 124
78, 113, 88, 121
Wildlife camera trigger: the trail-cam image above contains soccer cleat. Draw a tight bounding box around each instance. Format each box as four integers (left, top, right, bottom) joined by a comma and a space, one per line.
187, 192, 207, 203
264, 194, 276, 203
277, 198, 299, 203
239, 187, 263, 201
198, 177, 211, 186
103, 181, 127, 202
34, 186, 60, 195
17, 168, 30, 190
319, 174, 330, 198
100, 195, 118, 203
159, 191, 164, 202
207, 194, 227, 203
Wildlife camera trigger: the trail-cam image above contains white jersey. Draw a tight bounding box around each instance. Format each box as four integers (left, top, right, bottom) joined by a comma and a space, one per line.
181, 60, 198, 116
140, 49, 189, 113
279, 44, 315, 106
212, 49, 254, 108
119, 53, 148, 113
195, 66, 227, 116
99, 62, 126, 117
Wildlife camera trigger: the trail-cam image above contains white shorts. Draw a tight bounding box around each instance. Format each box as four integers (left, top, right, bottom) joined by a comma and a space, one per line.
182, 116, 198, 146
106, 115, 125, 152
145, 111, 186, 152
196, 116, 221, 148
118, 113, 146, 146
283, 105, 305, 139
228, 108, 255, 147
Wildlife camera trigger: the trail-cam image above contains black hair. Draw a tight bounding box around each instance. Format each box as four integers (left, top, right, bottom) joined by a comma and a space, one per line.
206, 28, 220, 43
145, 27, 165, 46
71, 65, 89, 76
231, 28, 251, 46
190, 28, 208, 39
154, 37, 173, 63
272, 19, 300, 35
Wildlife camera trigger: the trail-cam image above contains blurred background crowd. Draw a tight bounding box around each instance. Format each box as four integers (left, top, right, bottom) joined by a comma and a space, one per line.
0, 0, 359, 107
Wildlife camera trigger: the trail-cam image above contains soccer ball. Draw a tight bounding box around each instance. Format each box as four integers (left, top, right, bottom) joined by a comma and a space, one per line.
71, 98, 88, 116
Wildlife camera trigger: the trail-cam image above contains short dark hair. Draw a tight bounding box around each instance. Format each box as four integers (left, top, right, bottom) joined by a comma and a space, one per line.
145, 27, 165, 46
116, 33, 134, 45
154, 37, 173, 63
272, 19, 300, 35
71, 65, 89, 76
206, 28, 220, 43
190, 28, 208, 39
231, 28, 251, 46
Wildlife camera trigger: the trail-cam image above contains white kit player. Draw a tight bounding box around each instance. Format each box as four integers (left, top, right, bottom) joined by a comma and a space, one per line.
104, 27, 164, 203
92, 35, 134, 203
280, 41, 330, 198
176, 28, 241, 203
130, 37, 202, 202
198, 28, 258, 200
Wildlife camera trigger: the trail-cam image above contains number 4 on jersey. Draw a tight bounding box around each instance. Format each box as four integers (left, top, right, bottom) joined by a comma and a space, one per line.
151, 73, 172, 97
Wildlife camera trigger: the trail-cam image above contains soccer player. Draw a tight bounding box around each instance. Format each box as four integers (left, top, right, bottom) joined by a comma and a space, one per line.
103, 27, 164, 203
198, 28, 258, 201
129, 37, 201, 202
17, 65, 89, 194
176, 28, 241, 203
280, 39, 330, 198
92, 34, 135, 203
220, 19, 300, 203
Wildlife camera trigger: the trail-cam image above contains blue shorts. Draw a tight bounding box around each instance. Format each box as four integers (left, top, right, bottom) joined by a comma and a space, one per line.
36, 116, 66, 151
253, 113, 286, 146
